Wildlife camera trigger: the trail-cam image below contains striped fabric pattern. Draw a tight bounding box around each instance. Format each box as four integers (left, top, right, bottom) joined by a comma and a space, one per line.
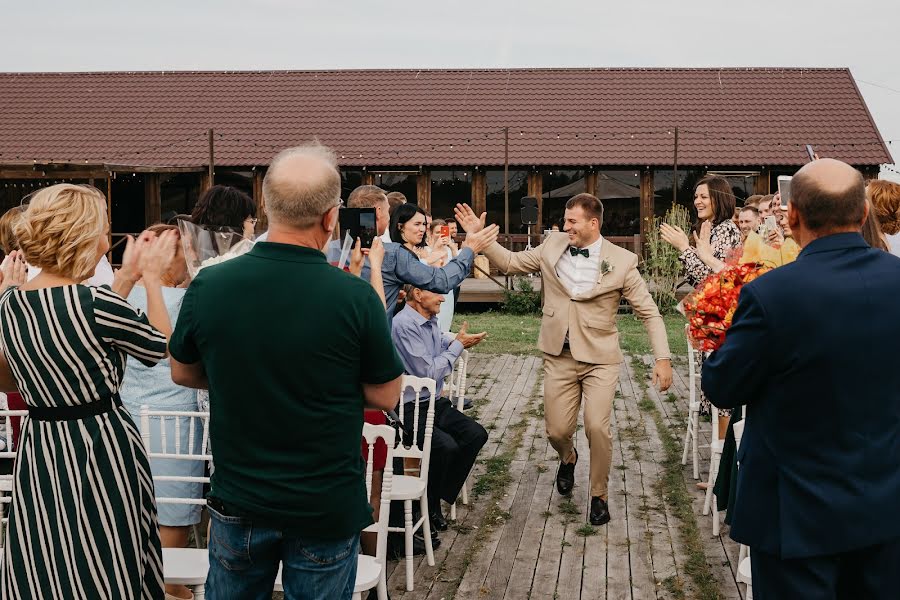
0, 284, 167, 600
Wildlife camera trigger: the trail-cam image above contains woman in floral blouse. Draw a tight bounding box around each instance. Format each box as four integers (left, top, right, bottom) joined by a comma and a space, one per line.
660, 175, 741, 287
661, 175, 741, 433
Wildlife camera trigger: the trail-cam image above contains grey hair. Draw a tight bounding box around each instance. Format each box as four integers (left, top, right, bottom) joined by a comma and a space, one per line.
263, 143, 341, 229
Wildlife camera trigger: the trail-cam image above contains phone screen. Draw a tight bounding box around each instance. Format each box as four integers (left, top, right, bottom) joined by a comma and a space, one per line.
778, 177, 792, 209
339, 208, 377, 249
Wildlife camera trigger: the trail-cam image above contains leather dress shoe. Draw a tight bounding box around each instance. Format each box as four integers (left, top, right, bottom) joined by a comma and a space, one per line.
590, 496, 611, 526
556, 448, 577, 495
430, 510, 449, 532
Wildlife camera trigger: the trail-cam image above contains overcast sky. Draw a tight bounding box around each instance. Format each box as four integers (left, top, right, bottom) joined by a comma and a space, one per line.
3, 0, 899, 179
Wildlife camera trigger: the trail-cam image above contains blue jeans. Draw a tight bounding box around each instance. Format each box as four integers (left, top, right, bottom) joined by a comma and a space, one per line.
206, 505, 359, 600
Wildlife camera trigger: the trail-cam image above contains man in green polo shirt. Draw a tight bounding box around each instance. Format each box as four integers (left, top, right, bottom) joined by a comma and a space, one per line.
170, 143, 403, 600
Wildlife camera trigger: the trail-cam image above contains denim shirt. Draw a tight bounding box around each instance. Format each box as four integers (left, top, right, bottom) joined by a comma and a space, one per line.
327, 240, 474, 321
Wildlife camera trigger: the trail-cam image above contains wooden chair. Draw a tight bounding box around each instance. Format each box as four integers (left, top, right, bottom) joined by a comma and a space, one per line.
389, 376, 437, 591
681, 325, 701, 480
446, 350, 470, 521
140, 406, 211, 600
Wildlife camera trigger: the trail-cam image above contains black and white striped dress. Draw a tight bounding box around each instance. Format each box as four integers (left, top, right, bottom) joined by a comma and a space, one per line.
0, 284, 167, 599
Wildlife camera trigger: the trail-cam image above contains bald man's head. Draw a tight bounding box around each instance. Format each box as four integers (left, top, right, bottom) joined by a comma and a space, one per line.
791, 158, 866, 233
263, 144, 341, 228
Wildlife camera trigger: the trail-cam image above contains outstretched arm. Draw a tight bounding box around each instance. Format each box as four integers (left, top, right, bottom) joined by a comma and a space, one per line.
455, 203, 543, 275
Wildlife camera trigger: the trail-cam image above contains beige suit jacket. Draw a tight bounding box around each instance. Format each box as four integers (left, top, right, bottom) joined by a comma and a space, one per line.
483, 233, 671, 365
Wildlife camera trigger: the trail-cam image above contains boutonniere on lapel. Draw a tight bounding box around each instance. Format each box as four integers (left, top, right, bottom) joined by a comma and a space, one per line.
600, 260, 614, 276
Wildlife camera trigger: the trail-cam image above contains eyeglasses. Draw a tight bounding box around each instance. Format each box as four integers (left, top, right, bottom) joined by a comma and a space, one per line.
334, 198, 345, 209
246, 217, 259, 227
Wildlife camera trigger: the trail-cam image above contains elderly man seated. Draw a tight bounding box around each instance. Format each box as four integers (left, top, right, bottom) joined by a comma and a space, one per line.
391, 284, 489, 532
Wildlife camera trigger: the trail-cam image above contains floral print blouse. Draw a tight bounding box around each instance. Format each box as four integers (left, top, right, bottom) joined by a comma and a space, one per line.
679, 219, 742, 287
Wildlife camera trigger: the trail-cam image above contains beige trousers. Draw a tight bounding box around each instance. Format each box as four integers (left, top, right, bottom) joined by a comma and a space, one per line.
543, 351, 619, 499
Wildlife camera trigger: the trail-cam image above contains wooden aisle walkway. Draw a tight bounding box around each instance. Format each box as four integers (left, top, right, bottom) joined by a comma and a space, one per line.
382, 352, 744, 600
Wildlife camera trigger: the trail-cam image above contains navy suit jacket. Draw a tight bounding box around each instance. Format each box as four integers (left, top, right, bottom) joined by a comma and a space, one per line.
702, 233, 900, 559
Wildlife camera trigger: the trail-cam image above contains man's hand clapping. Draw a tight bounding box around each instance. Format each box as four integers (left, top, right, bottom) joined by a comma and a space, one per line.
455, 320, 487, 349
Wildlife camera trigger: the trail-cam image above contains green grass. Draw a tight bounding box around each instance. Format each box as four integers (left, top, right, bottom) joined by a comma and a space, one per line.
453, 311, 687, 358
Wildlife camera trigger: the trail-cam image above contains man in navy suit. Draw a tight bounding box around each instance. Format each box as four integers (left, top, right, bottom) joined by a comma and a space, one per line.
702, 159, 900, 599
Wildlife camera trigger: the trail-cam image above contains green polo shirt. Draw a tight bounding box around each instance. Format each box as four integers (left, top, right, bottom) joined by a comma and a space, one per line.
169, 242, 403, 539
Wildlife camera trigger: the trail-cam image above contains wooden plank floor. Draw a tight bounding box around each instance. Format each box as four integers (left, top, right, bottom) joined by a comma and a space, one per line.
382, 352, 744, 600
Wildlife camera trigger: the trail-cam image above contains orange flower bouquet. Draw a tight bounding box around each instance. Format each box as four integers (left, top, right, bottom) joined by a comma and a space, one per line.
683, 262, 772, 352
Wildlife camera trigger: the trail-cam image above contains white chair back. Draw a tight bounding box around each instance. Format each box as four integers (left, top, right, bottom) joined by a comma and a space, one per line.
447, 350, 469, 411
0, 408, 28, 547
394, 376, 436, 480
362, 424, 395, 578
685, 324, 697, 406
139, 406, 211, 506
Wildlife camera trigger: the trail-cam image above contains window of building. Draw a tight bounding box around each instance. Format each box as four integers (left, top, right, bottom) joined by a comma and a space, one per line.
708, 171, 761, 204
340, 169, 364, 200
485, 169, 529, 233
110, 172, 147, 263
430, 170, 472, 220
652, 168, 705, 221
372, 171, 418, 205
543, 169, 586, 230
160, 173, 201, 222
215, 170, 255, 203
597, 170, 641, 237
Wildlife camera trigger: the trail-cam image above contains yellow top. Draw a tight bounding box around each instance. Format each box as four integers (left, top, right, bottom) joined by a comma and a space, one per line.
739, 232, 800, 267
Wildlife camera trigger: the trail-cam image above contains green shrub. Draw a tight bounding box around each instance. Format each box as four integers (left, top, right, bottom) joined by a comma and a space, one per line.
642, 204, 691, 313
501, 276, 542, 315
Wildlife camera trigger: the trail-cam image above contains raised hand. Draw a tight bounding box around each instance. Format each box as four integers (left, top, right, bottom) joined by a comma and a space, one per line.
461, 223, 500, 254
366, 237, 385, 270
0, 251, 27, 293
454, 203, 486, 233
140, 230, 178, 283
349, 238, 365, 276
660, 223, 690, 253
118, 231, 155, 284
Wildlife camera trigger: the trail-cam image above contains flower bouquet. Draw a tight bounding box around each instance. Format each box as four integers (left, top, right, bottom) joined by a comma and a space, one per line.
176, 219, 255, 279
683, 262, 772, 352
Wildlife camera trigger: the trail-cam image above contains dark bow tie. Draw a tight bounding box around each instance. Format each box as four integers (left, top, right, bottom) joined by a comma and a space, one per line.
569, 246, 590, 258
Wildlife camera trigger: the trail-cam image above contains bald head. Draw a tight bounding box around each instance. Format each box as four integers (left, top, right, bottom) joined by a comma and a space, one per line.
263, 144, 341, 229
791, 158, 866, 233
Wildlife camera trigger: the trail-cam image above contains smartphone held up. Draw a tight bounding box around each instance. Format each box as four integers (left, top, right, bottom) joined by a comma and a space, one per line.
339, 207, 377, 249
777, 176, 792, 210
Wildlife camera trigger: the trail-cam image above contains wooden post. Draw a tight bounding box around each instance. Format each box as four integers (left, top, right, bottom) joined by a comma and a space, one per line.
254, 170, 266, 232
639, 168, 654, 254
672, 127, 679, 207
585, 171, 598, 198
363, 171, 375, 186
417, 170, 431, 214
528, 171, 543, 232
106, 174, 113, 262
755, 168, 770, 195
208, 129, 215, 187
503, 127, 509, 235
472, 170, 486, 216
144, 174, 161, 227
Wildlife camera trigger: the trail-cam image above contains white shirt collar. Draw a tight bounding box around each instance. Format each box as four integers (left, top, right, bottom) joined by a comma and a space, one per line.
572, 236, 603, 256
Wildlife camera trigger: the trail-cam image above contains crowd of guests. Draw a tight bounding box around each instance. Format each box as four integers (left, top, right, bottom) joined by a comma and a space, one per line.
0, 143, 499, 599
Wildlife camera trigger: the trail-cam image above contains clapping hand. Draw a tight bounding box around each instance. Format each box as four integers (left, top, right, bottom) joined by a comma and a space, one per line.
454, 320, 488, 349
139, 230, 178, 283
692, 221, 713, 260
0, 251, 27, 293
454, 203, 486, 233
118, 231, 155, 284
660, 223, 691, 253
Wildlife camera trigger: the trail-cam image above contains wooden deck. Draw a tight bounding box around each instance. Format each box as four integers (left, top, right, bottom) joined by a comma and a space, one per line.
382, 352, 744, 600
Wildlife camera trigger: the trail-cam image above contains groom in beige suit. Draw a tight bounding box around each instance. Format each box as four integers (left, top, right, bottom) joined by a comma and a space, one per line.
456, 194, 672, 525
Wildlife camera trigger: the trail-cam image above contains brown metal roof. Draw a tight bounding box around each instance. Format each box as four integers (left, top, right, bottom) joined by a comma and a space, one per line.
0, 68, 891, 169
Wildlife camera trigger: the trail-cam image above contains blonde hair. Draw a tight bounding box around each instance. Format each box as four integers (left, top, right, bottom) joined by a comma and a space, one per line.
867, 179, 900, 235
15, 184, 107, 280
0, 206, 24, 254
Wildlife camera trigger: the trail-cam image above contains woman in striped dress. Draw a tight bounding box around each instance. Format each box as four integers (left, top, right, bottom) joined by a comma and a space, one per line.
0, 184, 177, 599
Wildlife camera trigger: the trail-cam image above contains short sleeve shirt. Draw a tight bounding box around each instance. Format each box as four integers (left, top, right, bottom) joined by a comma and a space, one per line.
169, 242, 404, 539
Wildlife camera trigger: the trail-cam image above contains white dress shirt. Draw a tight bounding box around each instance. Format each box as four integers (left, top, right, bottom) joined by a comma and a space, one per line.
555, 236, 603, 298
